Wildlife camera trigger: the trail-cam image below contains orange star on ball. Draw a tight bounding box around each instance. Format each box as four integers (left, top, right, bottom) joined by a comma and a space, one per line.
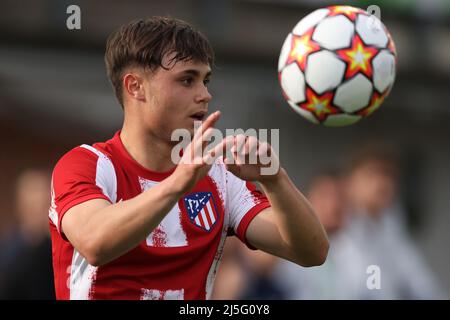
327, 5, 364, 21
285, 28, 321, 72
357, 91, 386, 117
337, 35, 379, 79
299, 88, 341, 122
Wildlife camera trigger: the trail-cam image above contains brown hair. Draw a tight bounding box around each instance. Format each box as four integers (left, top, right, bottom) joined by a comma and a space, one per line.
105, 16, 214, 107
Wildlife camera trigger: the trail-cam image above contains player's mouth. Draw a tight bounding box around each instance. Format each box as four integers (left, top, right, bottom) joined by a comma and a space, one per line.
189, 111, 207, 121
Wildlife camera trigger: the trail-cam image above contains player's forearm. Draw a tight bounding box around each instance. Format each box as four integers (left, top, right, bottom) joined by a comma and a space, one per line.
81, 173, 186, 266
260, 169, 329, 266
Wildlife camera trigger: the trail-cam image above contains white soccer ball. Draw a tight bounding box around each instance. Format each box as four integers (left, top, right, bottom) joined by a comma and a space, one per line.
278, 5, 397, 126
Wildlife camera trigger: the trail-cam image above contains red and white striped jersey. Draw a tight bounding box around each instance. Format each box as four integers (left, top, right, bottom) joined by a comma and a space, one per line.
49, 131, 270, 300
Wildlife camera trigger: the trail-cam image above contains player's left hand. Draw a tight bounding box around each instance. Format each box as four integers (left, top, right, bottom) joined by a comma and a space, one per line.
220, 134, 281, 183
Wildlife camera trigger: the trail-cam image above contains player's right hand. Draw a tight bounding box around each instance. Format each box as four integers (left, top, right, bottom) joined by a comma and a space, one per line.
172, 111, 221, 193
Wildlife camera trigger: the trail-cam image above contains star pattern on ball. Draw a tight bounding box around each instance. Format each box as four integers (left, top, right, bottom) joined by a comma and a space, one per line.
327, 5, 364, 21
299, 88, 341, 122
285, 28, 321, 72
337, 35, 379, 79
357, 91, 385, 117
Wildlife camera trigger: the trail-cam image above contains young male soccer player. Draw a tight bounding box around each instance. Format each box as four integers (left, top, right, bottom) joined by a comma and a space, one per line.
49, 16, 329, 299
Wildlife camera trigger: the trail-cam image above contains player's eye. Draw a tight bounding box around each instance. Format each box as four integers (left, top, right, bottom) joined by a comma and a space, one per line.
203, 78, 210, 86
181, 78, 194, 86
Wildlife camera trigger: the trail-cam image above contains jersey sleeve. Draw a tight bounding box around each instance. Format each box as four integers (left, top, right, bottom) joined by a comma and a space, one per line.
49, 146, 117, 238
226, 170, 271, 249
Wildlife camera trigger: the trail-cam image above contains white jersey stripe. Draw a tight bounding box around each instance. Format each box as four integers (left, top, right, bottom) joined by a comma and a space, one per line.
203, 205, 212, 226
206, 202, 216, 225
200, 210, 210, 230
67, 144, 118, 299
80, 144, 117, 203
69, 249, 98, 300
139, 177, 188, 248
205, 167, 231, 299
197, 213, 204, 228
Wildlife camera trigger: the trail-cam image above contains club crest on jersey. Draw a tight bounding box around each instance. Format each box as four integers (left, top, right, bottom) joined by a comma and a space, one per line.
183, 192, 218, 232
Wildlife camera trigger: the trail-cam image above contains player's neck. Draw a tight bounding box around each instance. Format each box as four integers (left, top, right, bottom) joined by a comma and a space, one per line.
120, 123, 176, 173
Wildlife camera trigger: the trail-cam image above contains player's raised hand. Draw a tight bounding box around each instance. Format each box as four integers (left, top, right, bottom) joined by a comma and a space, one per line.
173, 111, 221, 192
221, 134, 281, 183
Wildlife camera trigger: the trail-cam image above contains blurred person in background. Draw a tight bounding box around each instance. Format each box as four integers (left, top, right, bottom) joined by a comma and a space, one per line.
214, 169, 367, 300
0, 168, 55, 299
211, 237, 248, 300
344, 144, 446, 299
237, 246, 287, 299
272, 169, 367, 299
212, 236, 287, 300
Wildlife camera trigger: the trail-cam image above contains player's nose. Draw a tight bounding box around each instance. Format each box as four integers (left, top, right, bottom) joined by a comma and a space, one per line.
195, 85, 212, 104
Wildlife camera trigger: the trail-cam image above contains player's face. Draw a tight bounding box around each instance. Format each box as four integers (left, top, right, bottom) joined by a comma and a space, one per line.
143, 55, 212, 141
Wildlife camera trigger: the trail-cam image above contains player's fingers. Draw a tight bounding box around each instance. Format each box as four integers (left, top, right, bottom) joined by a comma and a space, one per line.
202, 149, 215, 166
193, 127, 214, 162
209, 135, 233, 160
233, 135, 246, 165
191, 111, 220, 158
244, 136, 258, 154
236, 134, 246, 153
258, 141, 270, 157
246, 136, 259, 164
193, 111, 220, 143
258, 141, 273, 166
203, 135, 230, 166
219, 136, 235, 165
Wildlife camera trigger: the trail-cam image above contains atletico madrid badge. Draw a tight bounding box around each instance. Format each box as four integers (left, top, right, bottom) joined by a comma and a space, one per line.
184, 192, 219, 232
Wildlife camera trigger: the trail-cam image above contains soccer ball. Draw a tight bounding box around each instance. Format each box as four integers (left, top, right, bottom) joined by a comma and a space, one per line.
278, 5, 397, 126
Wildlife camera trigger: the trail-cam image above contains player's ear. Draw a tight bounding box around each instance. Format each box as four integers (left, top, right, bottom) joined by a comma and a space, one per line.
123, 72, 146, 102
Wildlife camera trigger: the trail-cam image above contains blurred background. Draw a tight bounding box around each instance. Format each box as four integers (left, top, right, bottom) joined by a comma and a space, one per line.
0, 0, 449, 299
